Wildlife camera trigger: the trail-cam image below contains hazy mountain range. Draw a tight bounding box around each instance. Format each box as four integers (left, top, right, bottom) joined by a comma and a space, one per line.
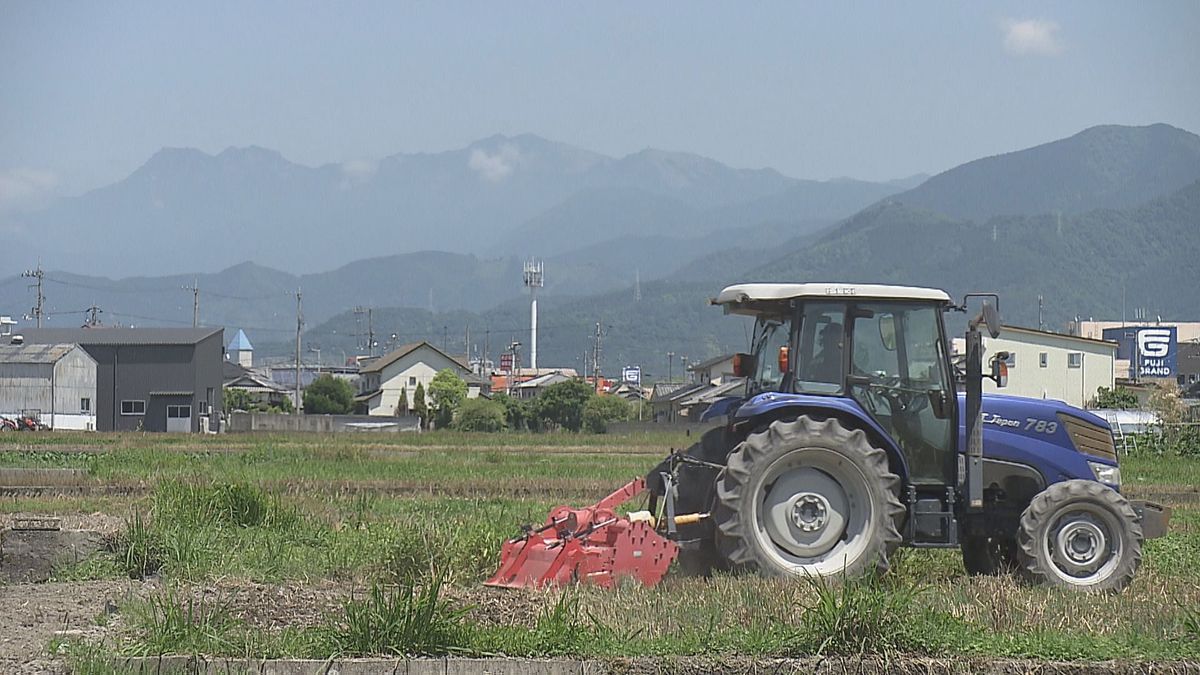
3, 123, 1199, 375
3, 134, 916, 275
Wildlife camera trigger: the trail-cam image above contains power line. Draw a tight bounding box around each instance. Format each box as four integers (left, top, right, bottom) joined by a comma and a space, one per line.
106, 311, 194, 326
44, 276, 285, 302
44, 277, 175, 294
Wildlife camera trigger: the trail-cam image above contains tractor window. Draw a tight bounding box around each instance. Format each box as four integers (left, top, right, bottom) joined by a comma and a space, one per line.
794, 303, 846, 395
849, 303, 955, 483
752, 319, 792, 392
852, 312, 902, 380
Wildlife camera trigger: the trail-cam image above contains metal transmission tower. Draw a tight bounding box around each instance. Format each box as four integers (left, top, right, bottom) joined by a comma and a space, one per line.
183, 279, 200, 327
22, 264, 44, 328
523, 260, 544, 370
352, 306, 377, 355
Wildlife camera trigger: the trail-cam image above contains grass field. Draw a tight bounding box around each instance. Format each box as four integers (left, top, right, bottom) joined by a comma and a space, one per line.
1, 430, 1198, 668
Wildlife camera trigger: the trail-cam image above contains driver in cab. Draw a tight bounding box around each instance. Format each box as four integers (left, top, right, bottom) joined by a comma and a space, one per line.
810, 322, 843, 383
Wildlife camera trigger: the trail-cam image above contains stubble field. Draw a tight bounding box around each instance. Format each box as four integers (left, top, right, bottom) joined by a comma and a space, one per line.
0, 430, 1197, 673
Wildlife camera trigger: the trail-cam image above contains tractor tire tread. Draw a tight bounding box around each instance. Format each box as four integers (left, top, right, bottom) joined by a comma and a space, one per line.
713, 415, 904, 578
1015, 479, 1142, 593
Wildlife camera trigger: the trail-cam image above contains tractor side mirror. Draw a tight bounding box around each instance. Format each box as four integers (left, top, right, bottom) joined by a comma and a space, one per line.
989, 352, 1009, 388
732, 353, 757, 378
982, 302, 1002, 339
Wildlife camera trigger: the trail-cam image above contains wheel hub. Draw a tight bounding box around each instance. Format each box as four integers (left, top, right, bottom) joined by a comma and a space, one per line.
791, 493, 830, 533
759, 463, 857, 561
1057, 520, 1105, 568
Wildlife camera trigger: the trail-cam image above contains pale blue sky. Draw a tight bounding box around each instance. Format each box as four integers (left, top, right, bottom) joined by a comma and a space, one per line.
2, 1, 1198, 204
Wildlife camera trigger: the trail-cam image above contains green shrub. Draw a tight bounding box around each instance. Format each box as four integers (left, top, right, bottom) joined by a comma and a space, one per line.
303, 374, 355, 414
429, 370, 468, 430
534, 379, 594, 432
452, 398, 507, 432
582, 395, 631, 433
1093, 386, 1138, 409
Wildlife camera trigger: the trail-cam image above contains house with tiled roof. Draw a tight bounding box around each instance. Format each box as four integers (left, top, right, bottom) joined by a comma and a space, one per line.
355, 341, 483, 416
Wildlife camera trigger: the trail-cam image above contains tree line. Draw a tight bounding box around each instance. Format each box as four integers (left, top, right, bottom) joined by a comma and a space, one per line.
297, 370, 636, 433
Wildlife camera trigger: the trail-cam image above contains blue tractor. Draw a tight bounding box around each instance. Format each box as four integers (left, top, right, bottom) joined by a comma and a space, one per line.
648, 283, 1169, 592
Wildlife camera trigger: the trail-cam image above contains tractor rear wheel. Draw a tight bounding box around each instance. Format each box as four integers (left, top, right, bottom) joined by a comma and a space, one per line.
961, 535, 1021, 575
1015, 480, 1141, 593
713, 416, 904, 579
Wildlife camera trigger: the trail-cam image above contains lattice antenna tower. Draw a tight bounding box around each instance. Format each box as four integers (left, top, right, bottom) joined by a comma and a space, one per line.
523, 260, 544, 370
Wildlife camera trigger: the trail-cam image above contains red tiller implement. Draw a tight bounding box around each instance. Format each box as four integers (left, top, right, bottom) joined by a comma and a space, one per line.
485, 477, 679, 589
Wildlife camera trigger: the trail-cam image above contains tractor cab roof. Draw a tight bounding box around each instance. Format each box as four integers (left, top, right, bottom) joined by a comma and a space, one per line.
714, 283, 952, 316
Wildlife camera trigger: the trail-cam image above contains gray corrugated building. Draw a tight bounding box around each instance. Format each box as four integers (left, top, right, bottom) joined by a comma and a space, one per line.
0, 343, 98, 430
22, 327, 223, 432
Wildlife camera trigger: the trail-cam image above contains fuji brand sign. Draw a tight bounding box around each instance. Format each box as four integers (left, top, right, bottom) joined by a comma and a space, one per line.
1136, 327, 1177, 377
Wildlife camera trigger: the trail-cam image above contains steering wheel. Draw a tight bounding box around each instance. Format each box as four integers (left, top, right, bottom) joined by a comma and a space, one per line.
865, 374, 929, 416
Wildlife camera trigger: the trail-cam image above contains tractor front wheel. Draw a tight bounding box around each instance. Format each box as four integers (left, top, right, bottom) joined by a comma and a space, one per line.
1015, 480, 1142, 593
714, 416, 904, 579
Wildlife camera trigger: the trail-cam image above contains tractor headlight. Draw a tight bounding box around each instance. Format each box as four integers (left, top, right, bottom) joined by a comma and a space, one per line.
1088, 461, 1121, 488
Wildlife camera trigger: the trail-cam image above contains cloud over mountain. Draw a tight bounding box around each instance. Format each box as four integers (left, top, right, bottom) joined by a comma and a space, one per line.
1001, 18, 1064, 56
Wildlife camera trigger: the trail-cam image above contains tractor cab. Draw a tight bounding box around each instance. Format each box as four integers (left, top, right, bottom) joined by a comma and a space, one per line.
720, 283, 961, 488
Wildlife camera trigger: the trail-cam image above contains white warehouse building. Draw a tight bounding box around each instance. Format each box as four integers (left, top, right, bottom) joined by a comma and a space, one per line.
0, 343, 98, 430
955, 325, 1117, 409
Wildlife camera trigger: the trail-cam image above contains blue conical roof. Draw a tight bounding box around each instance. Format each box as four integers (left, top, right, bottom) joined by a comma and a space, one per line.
228, 329, 253, 351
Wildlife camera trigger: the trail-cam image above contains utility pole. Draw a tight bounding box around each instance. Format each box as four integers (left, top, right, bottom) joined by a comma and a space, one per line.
443, 326, 448, 352
667, 351, 674, 383
592, 322, 603, 390
22, 264, 44, 328
367, 308, 375, 357
183, 278, 200, 327
1038, 295, 1044, 331
295, 289, 303, 413
507, 341, 521, 394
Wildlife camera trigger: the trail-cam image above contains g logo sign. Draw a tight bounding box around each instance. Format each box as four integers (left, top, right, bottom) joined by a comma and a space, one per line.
1138, 329, 1172, 358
